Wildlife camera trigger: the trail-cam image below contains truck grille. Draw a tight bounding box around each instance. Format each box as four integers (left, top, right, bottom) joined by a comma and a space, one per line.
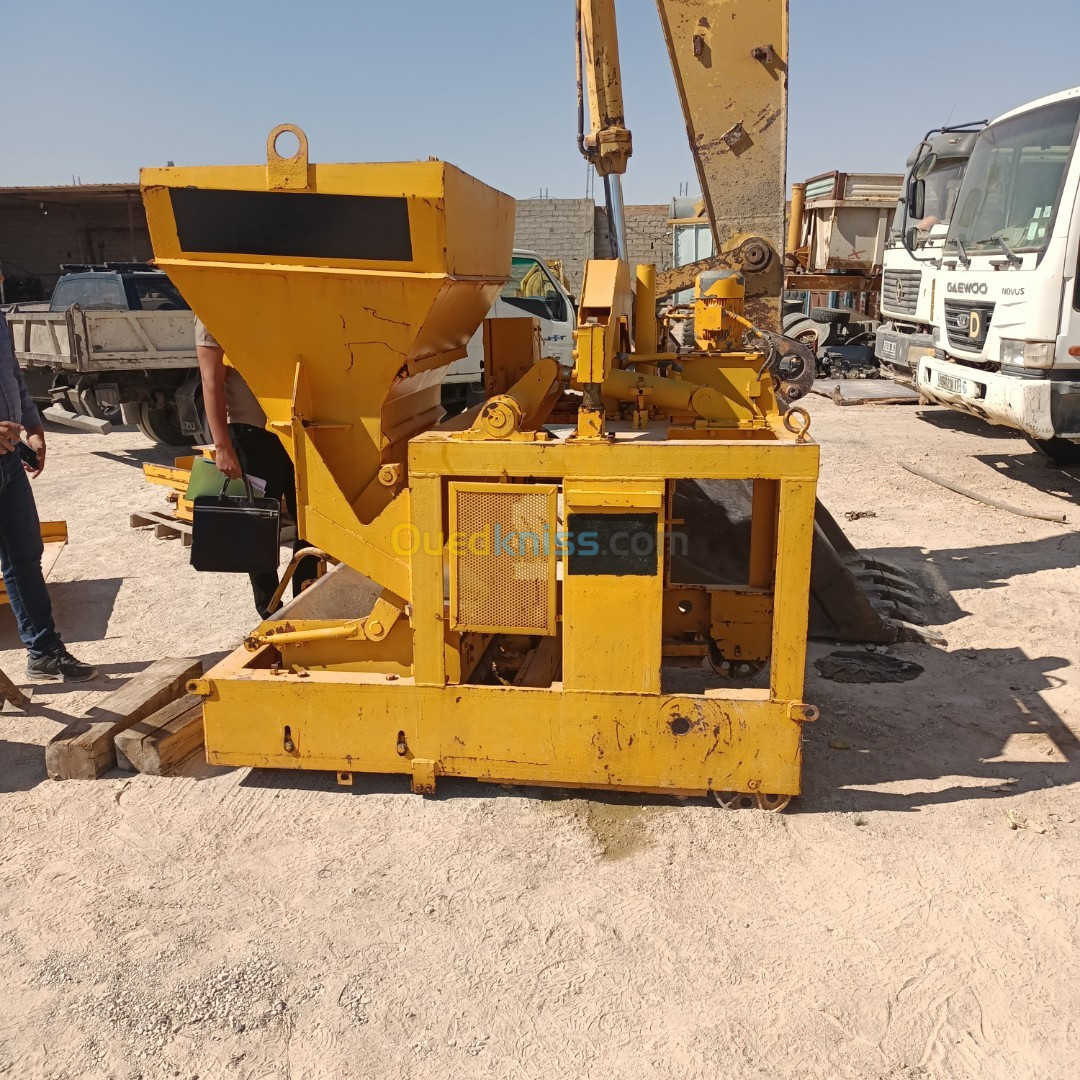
882, 269, 921, 317
943, 299, 994, 352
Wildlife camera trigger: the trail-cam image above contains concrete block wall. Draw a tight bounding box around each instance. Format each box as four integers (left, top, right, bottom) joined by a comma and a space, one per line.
513, 198, 674, 296
512, 198, 597, 296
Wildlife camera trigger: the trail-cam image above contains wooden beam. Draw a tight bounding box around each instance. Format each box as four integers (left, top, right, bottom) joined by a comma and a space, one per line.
45, 657, 202, 780
0, 666, 29, 711
114, 696, 204, 775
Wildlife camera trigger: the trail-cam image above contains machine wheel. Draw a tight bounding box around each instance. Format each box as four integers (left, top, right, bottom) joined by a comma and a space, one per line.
135, 401, 194, 447
783, 317, 823, 353
710, 790, 791, 812
1025, 436, 1080, 465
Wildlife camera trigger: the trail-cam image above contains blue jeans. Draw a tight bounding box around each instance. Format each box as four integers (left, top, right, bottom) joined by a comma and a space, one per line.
0, 452, 63, 658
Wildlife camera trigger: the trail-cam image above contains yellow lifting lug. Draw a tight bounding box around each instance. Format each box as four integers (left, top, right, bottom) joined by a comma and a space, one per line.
411, 758, 437, 795
788, 702, 820, 725
266, 124, 310, 190
187, 677, 212, 698
783, 406, 812, 443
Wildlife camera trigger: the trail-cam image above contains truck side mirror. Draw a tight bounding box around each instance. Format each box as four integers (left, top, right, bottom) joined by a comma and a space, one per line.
908, 178, 925, 222
905, 226, 920, 252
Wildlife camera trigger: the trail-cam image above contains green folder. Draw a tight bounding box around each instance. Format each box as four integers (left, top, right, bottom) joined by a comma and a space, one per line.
184, 456, 252, 500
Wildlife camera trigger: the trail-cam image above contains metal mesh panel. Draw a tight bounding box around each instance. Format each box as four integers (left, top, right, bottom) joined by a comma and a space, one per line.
450, 484, 556, 634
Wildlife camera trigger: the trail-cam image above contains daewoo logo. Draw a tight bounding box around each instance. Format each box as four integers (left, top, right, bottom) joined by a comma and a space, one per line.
947, 282, 989, 295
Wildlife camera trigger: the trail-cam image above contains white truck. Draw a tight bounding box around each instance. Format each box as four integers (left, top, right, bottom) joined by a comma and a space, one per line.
918, 87, 1080, 462
875, 123, 983, 381
7, 263, 198, 444
442, 248, 576, 413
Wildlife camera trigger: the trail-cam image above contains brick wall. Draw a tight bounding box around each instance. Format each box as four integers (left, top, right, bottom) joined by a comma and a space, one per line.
512, 198, 597, 295
0, 196, 152, 299
513, 197, 674, 296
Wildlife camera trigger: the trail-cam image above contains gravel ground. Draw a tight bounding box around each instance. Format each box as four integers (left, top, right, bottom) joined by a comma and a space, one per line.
1, 396, 1078, 1079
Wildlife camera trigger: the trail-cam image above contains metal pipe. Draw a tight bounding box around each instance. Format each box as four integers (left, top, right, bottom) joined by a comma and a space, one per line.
634, 263, 657, 355
787, 182, 806, 257
607, 173, 628, 261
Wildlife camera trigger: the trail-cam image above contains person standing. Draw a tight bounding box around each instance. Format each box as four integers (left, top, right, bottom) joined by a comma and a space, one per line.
194, 317, 317, 618
0, 311, 97, 682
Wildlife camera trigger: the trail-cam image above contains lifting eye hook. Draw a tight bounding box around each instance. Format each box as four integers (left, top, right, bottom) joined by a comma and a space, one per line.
783, 407, 812, 443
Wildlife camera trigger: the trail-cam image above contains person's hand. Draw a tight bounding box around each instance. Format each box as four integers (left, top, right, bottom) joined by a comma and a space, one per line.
24, 427, 46, 478
0, 420, 20, 454
215, 441, 243, 480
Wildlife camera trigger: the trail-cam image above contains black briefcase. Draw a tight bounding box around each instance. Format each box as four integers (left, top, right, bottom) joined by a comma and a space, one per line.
190, 477, 281, 574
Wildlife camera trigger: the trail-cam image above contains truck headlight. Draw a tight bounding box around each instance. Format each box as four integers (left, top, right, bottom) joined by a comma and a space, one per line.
1000, 339, 1055, 369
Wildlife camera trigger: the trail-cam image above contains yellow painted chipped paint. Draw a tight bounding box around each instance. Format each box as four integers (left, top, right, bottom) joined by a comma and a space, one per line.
654, 0, 788, 329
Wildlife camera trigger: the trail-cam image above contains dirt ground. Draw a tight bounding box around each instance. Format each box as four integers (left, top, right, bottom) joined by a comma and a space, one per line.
1, 396, 1078, 1080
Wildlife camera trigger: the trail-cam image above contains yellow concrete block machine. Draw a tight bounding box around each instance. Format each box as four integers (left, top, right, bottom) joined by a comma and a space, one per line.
141, 0, 915, 808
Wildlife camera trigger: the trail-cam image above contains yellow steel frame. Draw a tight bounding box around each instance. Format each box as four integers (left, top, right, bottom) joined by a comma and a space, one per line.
191, 426, 819, 799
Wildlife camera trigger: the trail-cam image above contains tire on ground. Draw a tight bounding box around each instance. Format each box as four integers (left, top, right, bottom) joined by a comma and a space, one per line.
1025, 436, 1080, 465
136, 401, 194, 447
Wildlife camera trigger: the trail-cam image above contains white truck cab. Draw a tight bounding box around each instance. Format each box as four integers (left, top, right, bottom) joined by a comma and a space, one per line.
876, 124, 983, 381
442, 248, 576, 413
918, 87, 1080, 461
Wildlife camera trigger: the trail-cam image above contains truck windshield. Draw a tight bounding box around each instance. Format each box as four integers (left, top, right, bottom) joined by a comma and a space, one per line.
131, 276, 189, 311
913, 158, 966, 231
948, 97, 1080, 255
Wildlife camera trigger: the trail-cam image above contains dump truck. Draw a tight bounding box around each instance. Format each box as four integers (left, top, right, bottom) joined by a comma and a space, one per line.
918, 86, 1080, 462
6, 263, 197, 444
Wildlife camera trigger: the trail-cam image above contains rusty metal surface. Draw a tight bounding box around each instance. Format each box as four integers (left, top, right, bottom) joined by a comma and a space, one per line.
655, 0, 788, 329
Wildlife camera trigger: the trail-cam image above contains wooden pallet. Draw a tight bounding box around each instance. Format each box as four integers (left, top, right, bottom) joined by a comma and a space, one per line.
142, 451, 209, 524
130, 510, 193, 547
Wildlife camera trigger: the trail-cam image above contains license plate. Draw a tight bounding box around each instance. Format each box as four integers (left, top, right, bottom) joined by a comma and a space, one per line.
880, 338, 897, 359
937, 373, 965, 394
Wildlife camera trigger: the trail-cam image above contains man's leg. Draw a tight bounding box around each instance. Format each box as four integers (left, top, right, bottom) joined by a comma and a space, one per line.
0, 456, 63, 657
258, 436, 319, 598
228, 424, 282, 619
0, 456, 95, 682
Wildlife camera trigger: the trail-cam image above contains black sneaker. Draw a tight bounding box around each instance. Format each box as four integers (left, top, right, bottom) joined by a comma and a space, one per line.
26, 650, 99, 683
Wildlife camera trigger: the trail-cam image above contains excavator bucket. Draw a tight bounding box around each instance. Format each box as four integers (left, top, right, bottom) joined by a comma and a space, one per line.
671, 482, 926, 644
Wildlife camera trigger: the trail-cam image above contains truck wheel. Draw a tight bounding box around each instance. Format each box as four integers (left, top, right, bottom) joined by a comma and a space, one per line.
783, 318, 823, 353
1025, 436, 1080, 465
135, 402, 194, 446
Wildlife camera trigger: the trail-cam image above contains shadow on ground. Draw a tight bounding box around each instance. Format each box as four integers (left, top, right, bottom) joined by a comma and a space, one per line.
914, 408, 1029, 441
0, 578, 123, 650
90, 445, 183, 470
4, 527, 1060, 820
974, 452, 1080, 504
0, 739, 47, 793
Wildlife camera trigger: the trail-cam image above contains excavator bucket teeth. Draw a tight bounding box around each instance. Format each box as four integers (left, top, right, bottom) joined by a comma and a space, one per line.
671, 481, 929, 645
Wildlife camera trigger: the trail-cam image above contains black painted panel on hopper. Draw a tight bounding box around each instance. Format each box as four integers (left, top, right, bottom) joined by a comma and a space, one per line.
169, 188, 412, 262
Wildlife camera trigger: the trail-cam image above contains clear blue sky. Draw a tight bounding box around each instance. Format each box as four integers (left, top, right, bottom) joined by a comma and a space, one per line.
2, 0, 1077, 203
